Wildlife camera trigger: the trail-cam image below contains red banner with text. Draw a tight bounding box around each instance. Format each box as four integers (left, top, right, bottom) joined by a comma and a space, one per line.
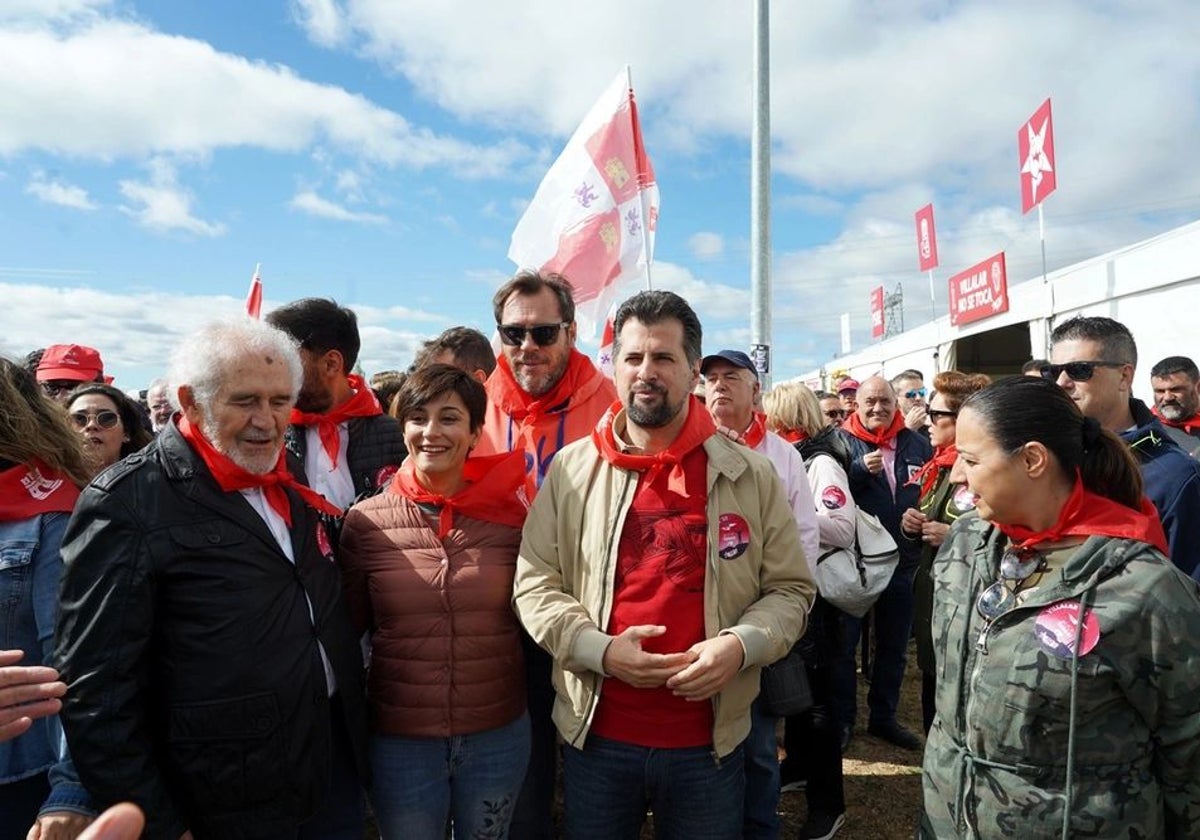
948, 252, 1009, 326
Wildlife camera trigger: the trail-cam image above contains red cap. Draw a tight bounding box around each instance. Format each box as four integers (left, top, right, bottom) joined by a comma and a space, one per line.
836, 377, 860, 394
36, 344, 105, 383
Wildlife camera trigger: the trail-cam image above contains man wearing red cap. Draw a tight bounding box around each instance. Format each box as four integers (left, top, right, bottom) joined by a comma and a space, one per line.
35, 345, 106, 405
55, 319, 369, 839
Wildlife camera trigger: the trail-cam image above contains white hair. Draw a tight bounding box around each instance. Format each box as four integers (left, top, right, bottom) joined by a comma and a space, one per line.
168, 318, 303, 412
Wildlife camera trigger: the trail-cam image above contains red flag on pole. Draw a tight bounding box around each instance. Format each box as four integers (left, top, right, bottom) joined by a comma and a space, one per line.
508, 67, 659, 332
1018, 98, 1057, 214
245, 263, 262, 319
870, 286, 885, 339
915, 204, 939, 271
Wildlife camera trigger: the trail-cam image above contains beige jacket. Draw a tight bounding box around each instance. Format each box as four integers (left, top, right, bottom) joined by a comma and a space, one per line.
513, 426, 815, 757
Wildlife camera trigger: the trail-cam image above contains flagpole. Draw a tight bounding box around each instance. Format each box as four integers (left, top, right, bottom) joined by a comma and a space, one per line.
628, 64, 654, 292
750, 0, 772, 390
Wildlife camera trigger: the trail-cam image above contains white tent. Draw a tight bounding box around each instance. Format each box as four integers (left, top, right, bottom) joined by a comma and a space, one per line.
793, 218, 1200, 404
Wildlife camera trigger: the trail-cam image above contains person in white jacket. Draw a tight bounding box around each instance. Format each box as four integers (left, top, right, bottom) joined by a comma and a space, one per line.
764, 380, 856, 840
702, 350, 820, 840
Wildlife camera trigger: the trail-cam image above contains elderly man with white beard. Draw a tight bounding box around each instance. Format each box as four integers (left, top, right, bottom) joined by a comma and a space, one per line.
54, 319, 369, 840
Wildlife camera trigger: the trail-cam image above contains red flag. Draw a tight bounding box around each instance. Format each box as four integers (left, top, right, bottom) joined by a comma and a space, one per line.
508, 68, 659, 332
245, 264, 263, 319
948, 252, 1009, 326
870, 286, 885, 339
1018, 98, 1057, 213
915, 203, 939, 271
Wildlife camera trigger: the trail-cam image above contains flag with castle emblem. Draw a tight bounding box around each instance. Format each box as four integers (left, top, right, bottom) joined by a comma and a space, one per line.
508, 67, 659, 331
1018, 98, 1057, 213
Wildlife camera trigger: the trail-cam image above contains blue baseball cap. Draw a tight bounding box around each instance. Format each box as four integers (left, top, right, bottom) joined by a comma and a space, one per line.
700, 350, 758, 380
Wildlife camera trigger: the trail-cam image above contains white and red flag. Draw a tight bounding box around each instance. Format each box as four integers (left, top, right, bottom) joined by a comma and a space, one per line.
245, 263, 263, 319
915, 203, 939, 271
870, 286, 885, 339
596, 301, 618, 378
508, 67, 659, 332
1018, 98, 1057, 214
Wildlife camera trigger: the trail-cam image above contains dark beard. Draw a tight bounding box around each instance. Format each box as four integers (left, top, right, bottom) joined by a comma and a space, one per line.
627, 394, 684, 429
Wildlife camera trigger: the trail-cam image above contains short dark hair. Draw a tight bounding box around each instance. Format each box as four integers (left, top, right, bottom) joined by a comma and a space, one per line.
369, 370, 407, 416
814, 390, 836, 400
66, 383, 155, 458
492, 270, 576, 325
613, 291, 703, 366
265, 298, 361, 373
891, 369, 924, 386
413, 326, 496, 376
1049, 315, 1137, 368
1150, 355, 1199, 382
1022, 358, 1049, 375
392, 363, 487, 432
961, 376, 1142, 510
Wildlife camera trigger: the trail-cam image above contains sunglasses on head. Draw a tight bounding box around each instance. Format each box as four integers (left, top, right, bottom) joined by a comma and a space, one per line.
1039, 360, 1126, 382
497, 322, 569, 347
926, 408, 957, 422
904, 388, 927, 399
70, 410, 120, 430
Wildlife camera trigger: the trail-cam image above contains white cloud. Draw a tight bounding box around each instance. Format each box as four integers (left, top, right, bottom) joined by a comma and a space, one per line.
118, 158, 225, 236
25, 173, 96, 210
0, 16, 530, 178
291, 0, 348, 48
289, 189, 387, 224
687, 232, 724, 261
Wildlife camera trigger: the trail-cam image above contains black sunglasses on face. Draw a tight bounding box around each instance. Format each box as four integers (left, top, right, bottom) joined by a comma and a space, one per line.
70, 410, 120, 430
926, 408, 958, 422
497, 322, 569, 347
1039, 360, 1126, 382
824, 409, 846, 419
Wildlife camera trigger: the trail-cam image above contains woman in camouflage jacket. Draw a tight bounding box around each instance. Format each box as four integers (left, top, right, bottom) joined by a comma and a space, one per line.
921, 377, 1200, 839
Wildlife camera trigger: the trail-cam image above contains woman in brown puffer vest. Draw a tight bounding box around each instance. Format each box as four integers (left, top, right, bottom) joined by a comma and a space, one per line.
339, 364, 531, 840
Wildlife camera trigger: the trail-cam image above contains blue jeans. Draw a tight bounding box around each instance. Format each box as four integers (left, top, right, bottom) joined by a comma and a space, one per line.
742, 694, 780, 840
833, 563, 916, 729
562, 735, 744, 840
370, 712, 531, 840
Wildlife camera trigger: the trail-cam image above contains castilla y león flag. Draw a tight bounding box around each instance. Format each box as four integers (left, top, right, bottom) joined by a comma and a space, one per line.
1018, 98, 1057, 214
508, 67, 659, 330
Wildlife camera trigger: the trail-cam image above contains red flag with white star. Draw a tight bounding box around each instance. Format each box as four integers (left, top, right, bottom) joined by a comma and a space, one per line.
1018, 98, 1057, 214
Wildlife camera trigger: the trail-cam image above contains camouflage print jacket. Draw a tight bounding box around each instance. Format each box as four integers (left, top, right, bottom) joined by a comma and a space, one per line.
921, 513, 1200, 839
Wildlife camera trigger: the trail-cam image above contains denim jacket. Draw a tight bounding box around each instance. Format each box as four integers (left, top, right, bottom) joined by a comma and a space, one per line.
0, 512, 94, 817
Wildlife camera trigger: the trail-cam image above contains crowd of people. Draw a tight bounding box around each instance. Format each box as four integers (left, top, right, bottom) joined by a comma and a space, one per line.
2, 270, 1200, 840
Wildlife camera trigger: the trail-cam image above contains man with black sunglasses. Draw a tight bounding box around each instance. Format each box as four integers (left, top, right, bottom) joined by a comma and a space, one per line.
1049, 316, 1200, 580
475, 269, 616, 840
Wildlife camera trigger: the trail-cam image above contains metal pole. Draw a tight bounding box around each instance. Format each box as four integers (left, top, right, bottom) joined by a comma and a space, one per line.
750, 0, 772, 389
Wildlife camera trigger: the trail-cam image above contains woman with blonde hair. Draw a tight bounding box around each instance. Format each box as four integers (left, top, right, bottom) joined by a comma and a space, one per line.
763, 381, 853, 840
899, 370, 990, 732
0, 357, 95, 838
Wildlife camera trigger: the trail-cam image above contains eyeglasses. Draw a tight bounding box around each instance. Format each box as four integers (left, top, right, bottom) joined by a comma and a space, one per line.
497, 322, 569, 347
976, 548, 1045, 622
824, 409, 846, 420
904, 388, 927, 399
926, 408, 957, 422
1039, 360, 1126, 382
69, 410, 120, 430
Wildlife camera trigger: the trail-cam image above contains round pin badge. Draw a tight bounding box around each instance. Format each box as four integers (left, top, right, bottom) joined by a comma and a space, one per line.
374, 465, 399, 489
1033, 600, 1099, 659
717, 513, 751, 560
821, 486, 847, 510
951, 484, 977, 511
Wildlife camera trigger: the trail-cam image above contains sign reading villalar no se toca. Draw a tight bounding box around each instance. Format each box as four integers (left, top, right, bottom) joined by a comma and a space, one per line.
948, 252, 1009, 327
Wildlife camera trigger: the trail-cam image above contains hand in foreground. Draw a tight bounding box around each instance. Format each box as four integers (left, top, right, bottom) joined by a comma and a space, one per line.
862, 450, 884, 475
0, 650, 67, 743
905, 405, 927, 431
27, 811, 93, 840
74, 804, 146, 840
602, 626, 698, 688
665, 635, 745, 701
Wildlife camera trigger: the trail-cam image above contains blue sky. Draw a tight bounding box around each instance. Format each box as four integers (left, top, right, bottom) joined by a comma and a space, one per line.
3, 0, 1200, 389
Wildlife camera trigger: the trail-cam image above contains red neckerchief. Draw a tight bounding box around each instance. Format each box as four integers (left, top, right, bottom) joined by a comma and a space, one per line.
389, 451, 530, 539
487, 349, 596, 423
907, 444, 958, 498
1151, 405, 1200, 435
0, 461, 80, 521
289, 374, 383, 468
178, 416, 343, 527
777, 428, 808, 444
844, 410, 906, 448
742, 412, 768, 449
995, 474, 1169, 555
591, 396, 716, 498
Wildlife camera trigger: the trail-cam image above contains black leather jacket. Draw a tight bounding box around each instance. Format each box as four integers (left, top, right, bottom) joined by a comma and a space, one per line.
284, 413, 406, 499
54, 424, 369, 840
